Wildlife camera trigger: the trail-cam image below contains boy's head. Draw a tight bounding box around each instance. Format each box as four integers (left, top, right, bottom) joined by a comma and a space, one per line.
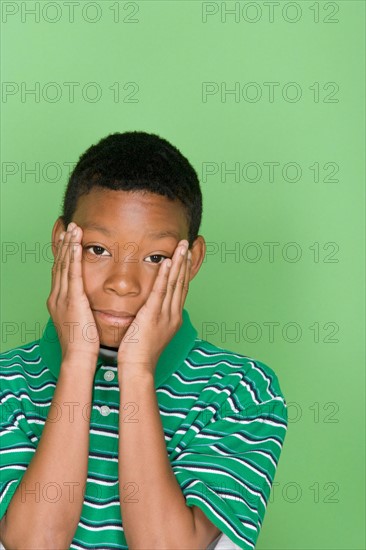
61, 131, 202, 247
51, 131, 206, 348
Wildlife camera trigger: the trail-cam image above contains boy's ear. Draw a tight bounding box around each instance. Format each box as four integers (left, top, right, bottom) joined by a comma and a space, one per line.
51, 217, 67, 258
189, 235, 206, 281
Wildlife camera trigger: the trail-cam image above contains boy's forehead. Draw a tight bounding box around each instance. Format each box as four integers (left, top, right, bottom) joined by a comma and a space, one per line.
72, 188, 188, 236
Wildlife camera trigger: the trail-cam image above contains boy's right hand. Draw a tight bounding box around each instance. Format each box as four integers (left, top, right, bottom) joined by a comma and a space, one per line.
47, 222, 100, 368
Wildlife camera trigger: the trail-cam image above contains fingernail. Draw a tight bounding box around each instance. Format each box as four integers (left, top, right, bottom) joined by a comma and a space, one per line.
59, 232, 66, 240
180, 240, 189, 254
72, 228, 78, 236
187, 250, 192, 261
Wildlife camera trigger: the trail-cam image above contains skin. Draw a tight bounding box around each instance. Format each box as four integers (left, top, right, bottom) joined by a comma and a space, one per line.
0, 187, 221, 549
49, 187, 206, 365
46, 187, 222, 548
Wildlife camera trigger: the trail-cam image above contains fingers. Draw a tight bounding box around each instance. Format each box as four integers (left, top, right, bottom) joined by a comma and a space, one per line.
50, 232, 64, 293
180, 249, 191, 310
50, 222, 81, 303
68, 225, 84, 300
59, 223, 76, 297
170, 242, 190, 314
147, 255, 172, 315
161, 240, 191, 316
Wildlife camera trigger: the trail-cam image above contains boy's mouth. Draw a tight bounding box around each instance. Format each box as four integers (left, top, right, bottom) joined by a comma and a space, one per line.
92, 309, 135, 326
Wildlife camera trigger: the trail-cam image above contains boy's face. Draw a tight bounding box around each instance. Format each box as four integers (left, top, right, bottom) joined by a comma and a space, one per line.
52, 188, 205, 349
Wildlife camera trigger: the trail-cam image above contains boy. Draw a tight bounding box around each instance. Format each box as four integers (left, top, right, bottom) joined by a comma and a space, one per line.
0, 131, 288, 549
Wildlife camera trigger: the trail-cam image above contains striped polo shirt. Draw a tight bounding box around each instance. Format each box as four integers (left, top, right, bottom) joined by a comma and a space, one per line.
0, 308, 288, 550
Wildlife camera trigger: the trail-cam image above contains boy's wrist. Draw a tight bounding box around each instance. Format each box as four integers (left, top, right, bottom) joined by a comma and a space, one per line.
61, 353, 99, 374
118, 365, 155, 387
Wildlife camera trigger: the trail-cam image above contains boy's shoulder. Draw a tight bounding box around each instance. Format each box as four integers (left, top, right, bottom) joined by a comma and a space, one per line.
0, 340, 45, 403
0, 339, 42, 368
188, 336, 287, 405
0, 336, 287, 406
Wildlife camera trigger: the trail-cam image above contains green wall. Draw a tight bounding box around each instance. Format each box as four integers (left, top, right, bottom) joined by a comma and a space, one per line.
1, 2, 365, 549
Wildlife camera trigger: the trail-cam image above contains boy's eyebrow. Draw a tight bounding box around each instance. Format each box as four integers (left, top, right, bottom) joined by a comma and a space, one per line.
82, 223, 180, 240
147, 230, 180, 240
82, 223, 114, 236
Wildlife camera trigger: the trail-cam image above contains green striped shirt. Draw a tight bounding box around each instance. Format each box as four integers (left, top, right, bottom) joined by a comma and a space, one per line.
0, 309, 288, 549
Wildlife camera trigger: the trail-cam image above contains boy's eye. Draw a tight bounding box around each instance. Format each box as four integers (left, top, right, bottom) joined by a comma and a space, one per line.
84, 245, 111, 256
145, 254, 168, 264
83, 248, 168, 263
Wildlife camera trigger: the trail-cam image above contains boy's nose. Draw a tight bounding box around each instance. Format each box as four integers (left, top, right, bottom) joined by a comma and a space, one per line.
103, 259, 141, 295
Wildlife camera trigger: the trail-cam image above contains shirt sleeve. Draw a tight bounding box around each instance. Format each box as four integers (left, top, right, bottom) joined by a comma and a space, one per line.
0, 395, 37, 521
169, 359, 288, 550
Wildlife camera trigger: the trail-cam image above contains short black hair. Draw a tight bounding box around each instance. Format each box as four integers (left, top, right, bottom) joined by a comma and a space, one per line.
61, 131, 202, 247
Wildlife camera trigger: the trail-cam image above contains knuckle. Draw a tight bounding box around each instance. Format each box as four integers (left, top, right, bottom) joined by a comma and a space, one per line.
64, 297, 73, 308
173, 317, 182, 330
155, 287, 167, 297
46, 298, 55, 313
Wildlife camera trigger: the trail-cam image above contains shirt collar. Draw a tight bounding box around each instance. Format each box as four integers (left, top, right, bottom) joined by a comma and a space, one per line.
39, 308, 198, 388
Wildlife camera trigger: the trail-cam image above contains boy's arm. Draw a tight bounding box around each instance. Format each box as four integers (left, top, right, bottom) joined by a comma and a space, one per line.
117, 240, 221, 548
118, 370, 221, 550
0, 360, 95, 550
1, 222, 99, 548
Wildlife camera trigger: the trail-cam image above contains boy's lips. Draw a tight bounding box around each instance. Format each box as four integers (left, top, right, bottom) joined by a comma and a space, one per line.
93, 309, 136, 325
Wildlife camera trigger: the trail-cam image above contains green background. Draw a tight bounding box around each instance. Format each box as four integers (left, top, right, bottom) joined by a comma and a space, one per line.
1, 1, 365, 548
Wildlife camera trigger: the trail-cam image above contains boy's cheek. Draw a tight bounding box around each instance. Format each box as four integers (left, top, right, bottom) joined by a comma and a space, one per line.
81, 253, 105, 274
81, 260, 100, 296
82, 250, 103, 265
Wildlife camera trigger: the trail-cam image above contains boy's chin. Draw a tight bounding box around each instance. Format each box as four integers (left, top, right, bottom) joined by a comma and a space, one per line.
95, 320, 129, 350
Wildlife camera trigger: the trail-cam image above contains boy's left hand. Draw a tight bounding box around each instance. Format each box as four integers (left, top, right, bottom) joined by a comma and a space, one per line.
117, 240, 192, 377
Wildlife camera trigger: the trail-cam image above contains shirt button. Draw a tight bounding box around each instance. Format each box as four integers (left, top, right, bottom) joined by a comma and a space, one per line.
104, 370, 115, 382
100, 405, 111, 417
